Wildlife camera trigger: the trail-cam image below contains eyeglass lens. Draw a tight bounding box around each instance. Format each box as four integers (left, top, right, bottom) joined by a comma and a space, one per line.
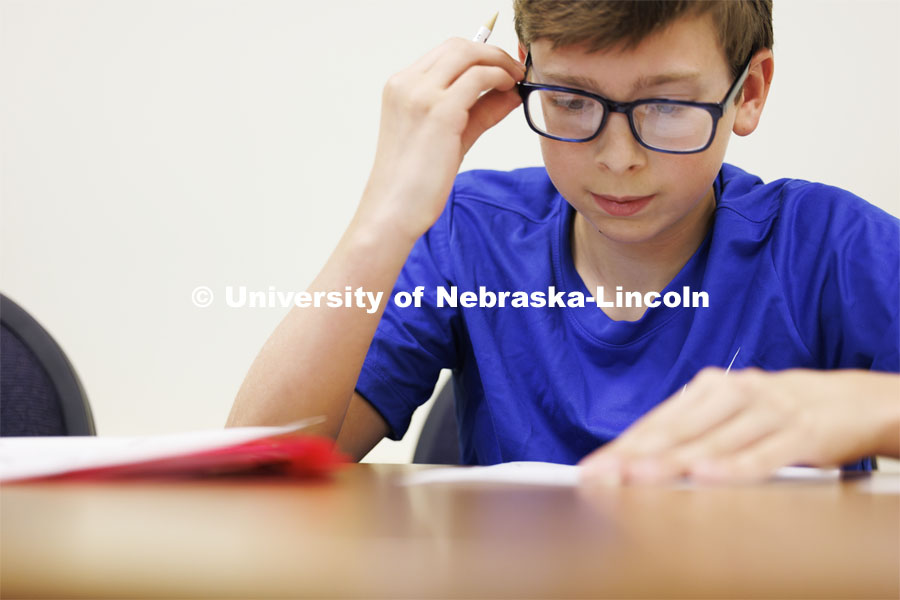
525, 89, 714, 152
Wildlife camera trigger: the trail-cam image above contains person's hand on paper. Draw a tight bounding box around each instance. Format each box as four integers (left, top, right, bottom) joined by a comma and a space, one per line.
579, 368, 900, 485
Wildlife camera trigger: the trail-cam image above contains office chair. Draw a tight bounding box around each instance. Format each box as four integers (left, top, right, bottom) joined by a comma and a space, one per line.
1, 293, 96, 436
412, 379, 460, 465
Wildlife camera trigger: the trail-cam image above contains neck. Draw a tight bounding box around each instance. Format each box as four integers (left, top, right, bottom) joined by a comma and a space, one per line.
573, 187, 715, 296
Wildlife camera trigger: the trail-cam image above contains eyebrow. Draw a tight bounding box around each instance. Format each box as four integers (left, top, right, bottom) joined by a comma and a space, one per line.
539, 70, 703, 96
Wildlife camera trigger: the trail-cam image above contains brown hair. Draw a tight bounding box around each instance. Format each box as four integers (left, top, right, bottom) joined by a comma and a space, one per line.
513, 0, 773, 79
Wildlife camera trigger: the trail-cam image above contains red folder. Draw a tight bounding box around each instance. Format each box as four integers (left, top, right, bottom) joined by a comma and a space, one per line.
21, 434, 348, 482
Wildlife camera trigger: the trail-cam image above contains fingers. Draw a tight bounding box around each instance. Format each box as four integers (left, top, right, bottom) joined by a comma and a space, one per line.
580, 369, 895, 488
382, 39, 524, 138
690, 430, 802, 483
668, 400, 783, 468
365, 39, 525, 242
460, 88, 522, 155
627, 400, 785, 483
446, 63, 520, 109
599, 368, 740, 456
422, 38, 525, 88
579, 368, 798, 486
442, 63, 521, 153
385, 42, 523, 160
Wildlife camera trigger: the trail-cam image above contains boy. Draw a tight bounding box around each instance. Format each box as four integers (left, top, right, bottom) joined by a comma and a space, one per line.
226, 1, 899, 484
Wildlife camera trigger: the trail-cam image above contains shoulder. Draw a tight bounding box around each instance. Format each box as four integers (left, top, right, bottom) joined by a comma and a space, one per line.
713, 165, 898, 370
449, 166, 562, 225
715, 164, 898, 317
419, 167, 564, 286
711, 163, 899, 304
717, 163, 899, 236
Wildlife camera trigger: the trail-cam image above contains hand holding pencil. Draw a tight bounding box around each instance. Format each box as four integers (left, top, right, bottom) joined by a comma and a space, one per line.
360, 13, 525, 243
231, 14, 524, 445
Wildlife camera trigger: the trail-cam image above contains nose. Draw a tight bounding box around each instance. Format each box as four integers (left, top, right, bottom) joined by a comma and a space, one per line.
592, 112, 646, 174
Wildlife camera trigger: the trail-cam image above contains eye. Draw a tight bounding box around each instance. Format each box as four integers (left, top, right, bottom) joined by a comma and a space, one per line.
648, 103, 685, 115
549, 94, 591, 111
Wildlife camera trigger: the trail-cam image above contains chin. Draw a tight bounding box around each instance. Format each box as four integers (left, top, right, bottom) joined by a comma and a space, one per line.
597, 227, 661, 245
588, 217, 661, 245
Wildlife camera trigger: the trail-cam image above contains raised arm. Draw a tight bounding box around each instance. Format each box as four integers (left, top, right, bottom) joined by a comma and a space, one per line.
226, 39, 525, 454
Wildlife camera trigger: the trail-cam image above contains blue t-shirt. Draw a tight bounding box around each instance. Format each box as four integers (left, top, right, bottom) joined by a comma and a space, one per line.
355, 163, 900, 466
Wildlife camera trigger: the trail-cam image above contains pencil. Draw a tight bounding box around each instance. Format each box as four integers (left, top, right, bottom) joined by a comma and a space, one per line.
679, 346, 742, 398
472, 11, 498, 43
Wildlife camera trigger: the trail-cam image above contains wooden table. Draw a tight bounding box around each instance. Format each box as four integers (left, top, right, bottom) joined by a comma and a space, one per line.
2, 464, 897, 598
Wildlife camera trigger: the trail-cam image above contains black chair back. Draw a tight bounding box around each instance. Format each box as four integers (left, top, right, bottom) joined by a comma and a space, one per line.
412, 379, 460, 465
1, 294, 95, 436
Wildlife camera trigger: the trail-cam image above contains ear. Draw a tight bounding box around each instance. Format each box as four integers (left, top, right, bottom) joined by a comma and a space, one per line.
733, 48, 774, 136
517, 42, 527, 63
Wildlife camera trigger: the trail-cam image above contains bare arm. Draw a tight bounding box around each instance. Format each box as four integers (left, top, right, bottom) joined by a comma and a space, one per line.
336, 392, 392, 461
225, 213, 417, 441
226, 39, 525, 449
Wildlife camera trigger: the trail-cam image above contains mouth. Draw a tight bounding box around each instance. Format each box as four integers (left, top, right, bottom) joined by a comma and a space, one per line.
590, 193, 655, 217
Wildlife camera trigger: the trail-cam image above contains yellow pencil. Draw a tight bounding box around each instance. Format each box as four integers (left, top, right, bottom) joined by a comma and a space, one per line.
472, 11, 499, 43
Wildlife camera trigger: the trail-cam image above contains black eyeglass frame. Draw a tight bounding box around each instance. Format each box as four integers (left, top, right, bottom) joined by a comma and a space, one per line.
516, 51, 753, 154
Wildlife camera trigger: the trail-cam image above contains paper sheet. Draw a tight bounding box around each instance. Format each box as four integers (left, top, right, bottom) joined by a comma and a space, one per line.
401, 461, 900, 491
403, 461, 580, 487
0, 418, 324, 482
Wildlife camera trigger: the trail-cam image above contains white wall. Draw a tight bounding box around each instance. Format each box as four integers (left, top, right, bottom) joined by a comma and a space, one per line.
2, 1, 897, 464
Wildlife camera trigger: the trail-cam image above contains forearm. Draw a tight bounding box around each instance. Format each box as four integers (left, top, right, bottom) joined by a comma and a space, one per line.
863, 371, 900, 458
226, 195, 418, 438
815, 370, 900, 460
227, 38, 524, 439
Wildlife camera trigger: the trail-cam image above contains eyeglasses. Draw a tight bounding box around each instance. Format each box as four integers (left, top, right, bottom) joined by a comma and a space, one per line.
517, 51, 751, 154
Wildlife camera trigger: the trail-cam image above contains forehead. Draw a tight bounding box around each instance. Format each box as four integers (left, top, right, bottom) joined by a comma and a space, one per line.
529, 14, 731, 96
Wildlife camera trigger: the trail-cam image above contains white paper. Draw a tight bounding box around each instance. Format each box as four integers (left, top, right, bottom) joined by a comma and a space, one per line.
402, 462, 857, 488
853, 474, 900, 494
402, 462, 579, 487
0, 417, 323, 482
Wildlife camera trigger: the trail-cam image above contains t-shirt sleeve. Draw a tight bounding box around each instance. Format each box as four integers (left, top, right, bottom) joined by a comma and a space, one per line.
774, 182, 900, 372
354, 191, 462, 440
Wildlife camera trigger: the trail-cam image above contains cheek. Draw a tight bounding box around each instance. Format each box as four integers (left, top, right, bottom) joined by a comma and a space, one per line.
659, 112, 734, 195
540, 138, 588, 193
